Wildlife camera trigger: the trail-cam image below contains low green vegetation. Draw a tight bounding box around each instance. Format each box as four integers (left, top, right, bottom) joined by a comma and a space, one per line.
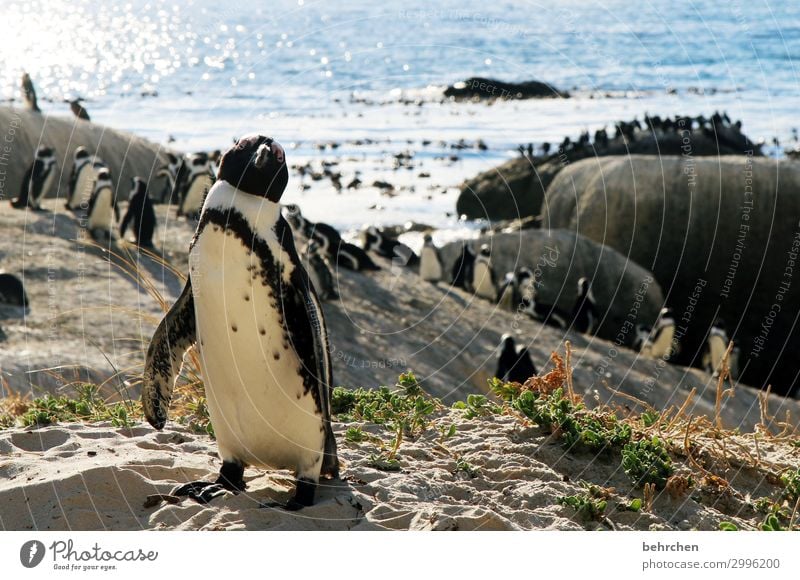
20, 384, 135, 428
621, 437, 674, 490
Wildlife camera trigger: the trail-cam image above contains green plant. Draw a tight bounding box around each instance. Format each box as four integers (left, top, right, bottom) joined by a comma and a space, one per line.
369, 454, 401, 472
621, 437, 674, 489
641, 410, 660, 428
345, 426, 368, 443
452, 394, 502, 419
438, 424, 457, 441
455, 457, 479, 478
19, 384, 138, 427
558, 493, 607, 522
624, 498, 643, 512
719, 521, 738, 531
760, 514, 783, 531
780, 467, 800, 503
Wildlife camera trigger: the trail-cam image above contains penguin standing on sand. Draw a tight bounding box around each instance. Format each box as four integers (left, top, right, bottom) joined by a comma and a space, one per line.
497, 271, 518, 311
0, 273, 29, 314
646, 307, 677, 360
495, 334, 537, 383
451, 242, 476, 289
11, 147, 57, 210
471, 244, 497, 301
418, 234, 443, 283
571, 277, 598, 334
156, 152, 187, 204
142, 134, 339, 509
633, 324, 653, 356
302, 240, 339, 301
66, 147, 94, 210
21, 73, 40, 112
284, 204, 379, 271
178, 153, 214, 219
702, 318, 732, 378
86, 168, 119, 241
119, 177, 156, 248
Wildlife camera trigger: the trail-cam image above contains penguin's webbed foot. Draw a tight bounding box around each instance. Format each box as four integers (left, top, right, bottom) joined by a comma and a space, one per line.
259, 478, 316, 511
172, 461, 245, 504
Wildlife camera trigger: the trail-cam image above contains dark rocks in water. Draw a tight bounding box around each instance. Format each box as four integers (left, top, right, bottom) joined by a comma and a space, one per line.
544, 154, 800, 397
444, 77, 568, 101
457, 113, 762, 221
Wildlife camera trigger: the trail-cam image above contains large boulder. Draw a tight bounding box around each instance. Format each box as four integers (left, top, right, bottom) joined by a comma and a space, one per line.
439, 229, 664, 345
457, 123, 761, 221
543, 154, 800, 396
0, 107, 169, 205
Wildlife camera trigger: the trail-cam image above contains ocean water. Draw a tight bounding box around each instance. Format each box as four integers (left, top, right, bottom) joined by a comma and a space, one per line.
2, 0, 799, 230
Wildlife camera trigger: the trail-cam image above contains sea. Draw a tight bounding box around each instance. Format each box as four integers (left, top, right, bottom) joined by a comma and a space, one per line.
2, 0, 799, 237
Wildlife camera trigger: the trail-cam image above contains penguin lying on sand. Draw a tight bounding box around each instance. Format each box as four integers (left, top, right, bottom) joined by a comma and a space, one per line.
11, 147, 57, 210
495, 334, 537, 383
120, 177, 156, 248
284, 204, 379, 271
362, 226, 419, 267
143, 134, 339, 509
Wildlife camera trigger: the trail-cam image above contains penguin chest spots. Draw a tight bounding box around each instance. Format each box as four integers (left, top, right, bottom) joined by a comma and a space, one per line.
189, 227, 323, 469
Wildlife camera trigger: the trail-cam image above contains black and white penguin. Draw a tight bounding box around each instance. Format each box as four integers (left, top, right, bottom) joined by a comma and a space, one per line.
520, 271, 569, 329
497, 271, 519, 311
21, 73, 40, 112
647, 307, 677, 360
66, 147, 94, 210
0, 273, 29, 315
302, 240, 338, 301
68, 98, 90, 121
11, 147, 57, 210
142, 134, 339, 509
362, 226, 419, 267
471, 244, 496, 301
155, 152, 187, 204
178, 152, 214, 219
284, 204, 379, 271
633, 324, 653, 356
701, 318, 731, 378
571, 277, 598, 334
419, 234, 443, 283
495, 335, 537, 383
86, 168, 119, 241
451, 242, 475, 289
119, 177, 156, 248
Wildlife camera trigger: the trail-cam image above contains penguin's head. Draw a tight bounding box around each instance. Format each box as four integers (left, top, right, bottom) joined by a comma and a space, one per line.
479, 243, 490, 257
218, 134, 288, 202
423, 233, 433, 244
499, 333, 516, 353
36, 146, 54, 161
95, 168, 111, 186
517, 267, 533, 283
74, 146, 89, 161
362, 226, 381, 250
129, 177, 146, 199
577, 277, 590, 294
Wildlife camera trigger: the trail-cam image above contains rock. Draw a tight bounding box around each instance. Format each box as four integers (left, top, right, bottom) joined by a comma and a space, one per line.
543, 154, 800, 396
443, 77, 568, 101
457, 123, 761, 221
0, 107, 170, 205
439, 229, 664, 346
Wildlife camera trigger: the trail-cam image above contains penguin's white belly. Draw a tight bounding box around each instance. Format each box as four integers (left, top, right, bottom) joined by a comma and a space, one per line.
183, 175, 212, 215
497, 284, 514, 310
419, 248, 442, 281
473, 261, 496, 300
650, 326, 676, 359
37, 169, 56, 204
189, 228, 324, 471
71, 166, 95, 209
88, 187, 115, 231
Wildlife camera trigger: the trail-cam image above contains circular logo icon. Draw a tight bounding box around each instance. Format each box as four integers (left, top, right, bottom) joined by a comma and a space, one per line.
20, 540, 46, 568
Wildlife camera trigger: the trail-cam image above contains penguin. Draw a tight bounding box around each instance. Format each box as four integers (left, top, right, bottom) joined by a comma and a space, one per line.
647, 307, 677, 360
633, 324, 653, 356
11, 147, 57, 210
495, 334, 537, 383
701, 318, 730, 378
302, 240, 339, 301
68, 98, 90, 120
497, 271, 518, 311
86, 168, 119, 241
451, 242, 475, 289
119, 177, 156, 248
178, 152, 214, 219
418, 234, 443, 283
571, 277, 598, 334
0, 273, 29, 315
66, 147, 95, 210
362, 226, 419, 267
471, 244, 497, 301
520, 271, 569, 329
284, 204, 379, 271
156, 152, 188, 205
21, 73, 40, 112
142, 134, 339, 509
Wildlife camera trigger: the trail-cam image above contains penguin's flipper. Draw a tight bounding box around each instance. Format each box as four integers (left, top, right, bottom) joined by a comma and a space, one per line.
142, 277, 196, 430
